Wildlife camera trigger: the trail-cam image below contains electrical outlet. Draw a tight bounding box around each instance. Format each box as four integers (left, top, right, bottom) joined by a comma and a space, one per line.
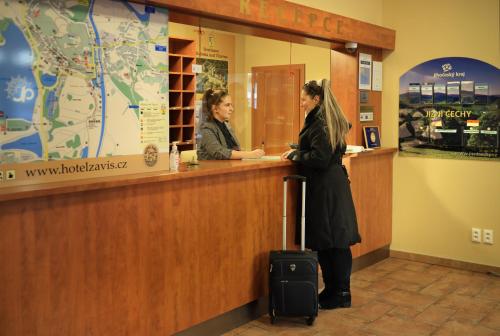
472, 228, 481, 243
483, 229, 494, 244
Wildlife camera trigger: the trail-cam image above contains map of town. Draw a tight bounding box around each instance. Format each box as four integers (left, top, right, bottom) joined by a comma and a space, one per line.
0, 0, 169, 164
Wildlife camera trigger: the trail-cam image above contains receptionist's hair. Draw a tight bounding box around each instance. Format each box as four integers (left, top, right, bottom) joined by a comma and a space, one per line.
202, 89, 229, 121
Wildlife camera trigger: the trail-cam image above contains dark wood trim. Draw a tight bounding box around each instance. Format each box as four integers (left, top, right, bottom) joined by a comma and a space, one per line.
353, 245, 390, 272
175, 299, 267, 336
131, 0, 395, 50
390, 250, 500, 275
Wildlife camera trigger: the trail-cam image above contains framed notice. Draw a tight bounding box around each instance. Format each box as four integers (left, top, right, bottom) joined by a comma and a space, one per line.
359, 53, 372, 90
363, 126, 381, 148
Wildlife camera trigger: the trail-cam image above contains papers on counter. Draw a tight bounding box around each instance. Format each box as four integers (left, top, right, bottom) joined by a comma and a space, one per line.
346, 145, 372, 154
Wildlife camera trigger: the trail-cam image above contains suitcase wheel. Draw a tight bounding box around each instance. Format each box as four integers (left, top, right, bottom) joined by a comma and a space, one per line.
306, 316, 315, 326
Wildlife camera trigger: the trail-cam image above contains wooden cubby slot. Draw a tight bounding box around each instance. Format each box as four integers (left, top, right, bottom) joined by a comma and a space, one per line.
182, 57, 195, 73
169, 55, 182, 73
182, 108, 194, 126
182, 74, 195, 91
169, 73, 182, 91
183, 92, 195, 108
169, 127, 182, 144
169, 92, 182, 108
183, 127, 194, 143
169, 37, 195, 55
170, 109, 182, 125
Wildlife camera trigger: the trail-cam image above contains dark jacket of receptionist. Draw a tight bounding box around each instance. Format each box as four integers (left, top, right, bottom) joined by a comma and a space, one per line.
197, 119, 240, 160
197, 89, 264, 160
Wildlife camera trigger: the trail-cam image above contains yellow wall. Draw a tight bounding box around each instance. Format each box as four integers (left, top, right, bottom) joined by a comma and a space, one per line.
381, 0, 500, 267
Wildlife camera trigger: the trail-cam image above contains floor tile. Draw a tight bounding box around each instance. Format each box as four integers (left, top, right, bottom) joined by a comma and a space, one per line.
386, 306, 421, 320
435, 292, 497, 314
482, 305, 500, 331
351, 268, 389, 282
377, 288, 438, 311
414, 305, 456, 326
346, 301, 394, 322
420, 279, 459, 297
432, 320, 500, 336
385, 269, 438, 287
477, 280, 500, 302
362, 315, 436, 336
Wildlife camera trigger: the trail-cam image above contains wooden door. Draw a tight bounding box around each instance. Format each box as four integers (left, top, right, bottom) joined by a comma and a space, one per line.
251, 64, 305, 154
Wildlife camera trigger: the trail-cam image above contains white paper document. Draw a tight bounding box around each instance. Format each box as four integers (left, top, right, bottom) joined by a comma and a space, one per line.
372, 61, 383, 91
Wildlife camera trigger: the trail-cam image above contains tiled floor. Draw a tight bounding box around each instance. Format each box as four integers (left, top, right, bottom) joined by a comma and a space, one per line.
223, 257, 500, 336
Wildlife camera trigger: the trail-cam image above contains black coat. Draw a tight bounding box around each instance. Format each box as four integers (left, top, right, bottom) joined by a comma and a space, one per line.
289, 105, 361, 250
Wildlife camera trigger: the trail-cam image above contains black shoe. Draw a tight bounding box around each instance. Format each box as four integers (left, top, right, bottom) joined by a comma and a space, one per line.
319, 291, 351, 310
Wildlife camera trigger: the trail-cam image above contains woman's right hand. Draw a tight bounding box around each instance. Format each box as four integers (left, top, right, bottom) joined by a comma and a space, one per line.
250, 149, 265, 158
280, 149, 294, 161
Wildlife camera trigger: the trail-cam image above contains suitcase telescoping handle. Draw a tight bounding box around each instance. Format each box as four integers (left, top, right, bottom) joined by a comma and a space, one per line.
282, 175, 306, 252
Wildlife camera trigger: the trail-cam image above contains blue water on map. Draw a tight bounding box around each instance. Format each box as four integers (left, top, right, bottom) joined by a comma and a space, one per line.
41, 73, 57, 87
81, 146, 88, 158
0, 21, 38, 122
122, 1, 150, 23
89, 0, 106, 156
1, 133, 42, 157
44, 90, 57, 120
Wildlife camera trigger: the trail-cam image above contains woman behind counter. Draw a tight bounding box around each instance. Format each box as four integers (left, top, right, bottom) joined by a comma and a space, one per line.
281, 79, 361, 310
197, 89, 265, 160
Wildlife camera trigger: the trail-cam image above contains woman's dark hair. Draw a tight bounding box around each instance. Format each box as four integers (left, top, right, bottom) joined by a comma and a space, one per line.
202, 89, 229, 121
303, 80, 324, 102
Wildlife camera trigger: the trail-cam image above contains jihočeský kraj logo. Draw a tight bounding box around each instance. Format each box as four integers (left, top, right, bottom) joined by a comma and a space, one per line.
441, 63, 453, 72
434, 63, 465, 78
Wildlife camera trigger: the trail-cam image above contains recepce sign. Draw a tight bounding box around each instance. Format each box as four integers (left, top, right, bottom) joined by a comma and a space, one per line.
237, 0, 394, 49
141, 0, 395, 50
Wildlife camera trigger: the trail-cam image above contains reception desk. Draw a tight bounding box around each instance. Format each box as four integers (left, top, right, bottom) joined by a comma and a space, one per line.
0, 148, 395, 335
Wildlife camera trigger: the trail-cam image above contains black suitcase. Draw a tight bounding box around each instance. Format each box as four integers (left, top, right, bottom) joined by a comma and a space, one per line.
269, 175, 318, 325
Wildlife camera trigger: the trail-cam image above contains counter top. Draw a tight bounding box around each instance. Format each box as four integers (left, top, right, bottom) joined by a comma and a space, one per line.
0, 159, 292, 202
0, 147, 396, 203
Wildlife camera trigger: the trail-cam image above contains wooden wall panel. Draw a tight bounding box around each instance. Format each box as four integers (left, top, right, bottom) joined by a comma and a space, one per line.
331, 49, 359, 145
345, 149, 395, 258
0, 165, 295, 335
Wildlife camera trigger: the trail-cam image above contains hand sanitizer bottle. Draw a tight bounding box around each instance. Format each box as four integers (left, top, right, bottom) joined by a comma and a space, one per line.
170, 142, 179, 172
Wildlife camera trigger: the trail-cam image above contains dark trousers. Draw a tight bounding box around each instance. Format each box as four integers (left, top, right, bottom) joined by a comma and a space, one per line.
317, 248, 352, 293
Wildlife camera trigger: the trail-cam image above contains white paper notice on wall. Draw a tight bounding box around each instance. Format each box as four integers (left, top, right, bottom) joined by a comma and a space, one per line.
192, 64, 202, 73
372, 61, 383, 91
359, 53, 372, 90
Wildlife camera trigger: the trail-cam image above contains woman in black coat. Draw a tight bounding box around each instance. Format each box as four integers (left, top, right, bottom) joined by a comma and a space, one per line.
281, 79, 361, 310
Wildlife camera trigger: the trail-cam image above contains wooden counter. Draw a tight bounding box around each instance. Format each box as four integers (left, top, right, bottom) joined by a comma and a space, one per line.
0, 160, 297, 335
344, 148, 397, 257
0, 149, 395, 335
